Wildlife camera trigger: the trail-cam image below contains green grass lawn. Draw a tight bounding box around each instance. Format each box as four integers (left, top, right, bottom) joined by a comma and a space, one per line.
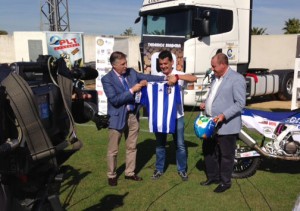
59, 110, 300, 211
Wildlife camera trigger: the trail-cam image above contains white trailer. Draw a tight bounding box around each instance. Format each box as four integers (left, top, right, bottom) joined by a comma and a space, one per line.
136, 0, 295, 106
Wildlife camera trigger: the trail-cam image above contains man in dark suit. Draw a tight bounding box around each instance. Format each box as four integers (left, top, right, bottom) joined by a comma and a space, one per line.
199, 53, 246, 193
101, 51, 169, 186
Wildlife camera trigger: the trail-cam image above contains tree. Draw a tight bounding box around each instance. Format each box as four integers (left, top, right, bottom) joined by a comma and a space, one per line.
120, 27, 136, 36
282, 18, 300, 34
0, 30, 8, 35
251, 27, 267, 35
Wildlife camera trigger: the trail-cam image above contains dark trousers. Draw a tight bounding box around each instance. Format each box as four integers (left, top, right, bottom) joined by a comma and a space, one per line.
202, 134, 237, 185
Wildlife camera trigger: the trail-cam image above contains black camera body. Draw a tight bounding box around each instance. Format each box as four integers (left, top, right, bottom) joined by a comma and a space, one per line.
0, 55, 106, 210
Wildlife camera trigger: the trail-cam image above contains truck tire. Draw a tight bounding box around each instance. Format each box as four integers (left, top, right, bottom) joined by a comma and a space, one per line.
273, 70, 294, 100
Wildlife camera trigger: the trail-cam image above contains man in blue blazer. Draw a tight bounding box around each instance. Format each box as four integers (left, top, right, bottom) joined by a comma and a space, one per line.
199, 53, 246, 193
101, 51, 168, 186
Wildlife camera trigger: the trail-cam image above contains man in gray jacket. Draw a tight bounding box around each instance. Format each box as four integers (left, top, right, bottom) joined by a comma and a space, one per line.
199, 53, 246, 193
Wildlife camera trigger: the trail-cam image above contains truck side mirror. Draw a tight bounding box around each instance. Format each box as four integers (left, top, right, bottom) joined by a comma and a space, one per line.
193, 10, 211, 38
135, 16, 141, 24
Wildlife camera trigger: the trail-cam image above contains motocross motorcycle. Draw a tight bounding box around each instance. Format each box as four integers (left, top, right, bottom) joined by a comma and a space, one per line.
233, 107, 300, 178
0, 56, 108, 210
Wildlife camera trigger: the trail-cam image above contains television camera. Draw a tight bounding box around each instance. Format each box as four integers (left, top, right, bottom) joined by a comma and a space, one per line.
0, 55, 108, 210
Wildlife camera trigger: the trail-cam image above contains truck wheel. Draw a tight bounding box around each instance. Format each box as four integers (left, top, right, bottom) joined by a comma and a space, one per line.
277, 72, 294, 100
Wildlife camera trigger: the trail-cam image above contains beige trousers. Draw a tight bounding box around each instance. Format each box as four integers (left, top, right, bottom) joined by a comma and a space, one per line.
107, 113, 139, 178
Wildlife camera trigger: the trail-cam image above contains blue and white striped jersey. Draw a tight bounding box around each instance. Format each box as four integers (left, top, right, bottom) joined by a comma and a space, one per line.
140, 82, 181, 134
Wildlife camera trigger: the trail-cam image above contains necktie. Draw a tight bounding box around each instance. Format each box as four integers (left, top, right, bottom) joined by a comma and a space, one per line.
121, 76, 134, 111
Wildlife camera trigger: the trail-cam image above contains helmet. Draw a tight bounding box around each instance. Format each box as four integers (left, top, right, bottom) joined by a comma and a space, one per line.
194, 115, 216, 139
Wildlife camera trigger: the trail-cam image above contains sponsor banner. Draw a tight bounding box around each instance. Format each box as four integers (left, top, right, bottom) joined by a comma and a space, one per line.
96, 37, 114, 70
143, 35, 186, 75
46, 32, 84, 68
95, 37, 115, 115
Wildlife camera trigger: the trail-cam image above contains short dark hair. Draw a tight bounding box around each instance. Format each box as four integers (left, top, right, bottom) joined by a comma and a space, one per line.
109, 51, 127, 65
158, 50, 173, 61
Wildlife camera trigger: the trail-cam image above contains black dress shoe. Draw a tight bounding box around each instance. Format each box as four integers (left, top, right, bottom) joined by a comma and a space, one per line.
125, 175, 143, 181
214, 184, 231, 193
108, 177, 117, 186
200, 179, 220, 186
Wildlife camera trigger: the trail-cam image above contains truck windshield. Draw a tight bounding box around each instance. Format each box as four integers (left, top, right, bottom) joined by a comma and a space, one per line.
142, 10, 192, 37
141, 7, 233, 37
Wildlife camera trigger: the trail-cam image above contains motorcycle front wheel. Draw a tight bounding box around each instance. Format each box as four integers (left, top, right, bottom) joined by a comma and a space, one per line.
232, 146, 261, 179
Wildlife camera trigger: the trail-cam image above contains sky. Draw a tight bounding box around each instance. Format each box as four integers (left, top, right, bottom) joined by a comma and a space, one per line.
0, 0, 299, 35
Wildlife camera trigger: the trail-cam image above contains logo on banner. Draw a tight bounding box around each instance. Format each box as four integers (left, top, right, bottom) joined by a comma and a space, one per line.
49, 36, 80, 50
97, 39, 104, 46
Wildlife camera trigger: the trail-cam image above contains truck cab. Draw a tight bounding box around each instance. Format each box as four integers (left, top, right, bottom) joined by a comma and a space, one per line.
138, 0, 252, 106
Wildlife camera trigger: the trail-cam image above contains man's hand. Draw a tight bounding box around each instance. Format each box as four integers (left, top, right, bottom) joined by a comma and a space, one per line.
213, 114, 225, 123
167, 75, 177, 85
139, 80, 147, 86
199, 102, 205, 110
131, 83, 143, 93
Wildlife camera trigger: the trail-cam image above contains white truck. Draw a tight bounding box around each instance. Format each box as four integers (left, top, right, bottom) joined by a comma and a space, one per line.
135, 0, 295, 106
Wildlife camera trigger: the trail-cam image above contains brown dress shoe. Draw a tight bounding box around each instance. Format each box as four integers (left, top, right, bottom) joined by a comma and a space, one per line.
125, 175, 143, 181
108, 177, 117, 186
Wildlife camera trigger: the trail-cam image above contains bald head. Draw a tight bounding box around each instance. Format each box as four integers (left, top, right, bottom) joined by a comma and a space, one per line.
213, 53, 229, 66
211, 53, 229, 77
